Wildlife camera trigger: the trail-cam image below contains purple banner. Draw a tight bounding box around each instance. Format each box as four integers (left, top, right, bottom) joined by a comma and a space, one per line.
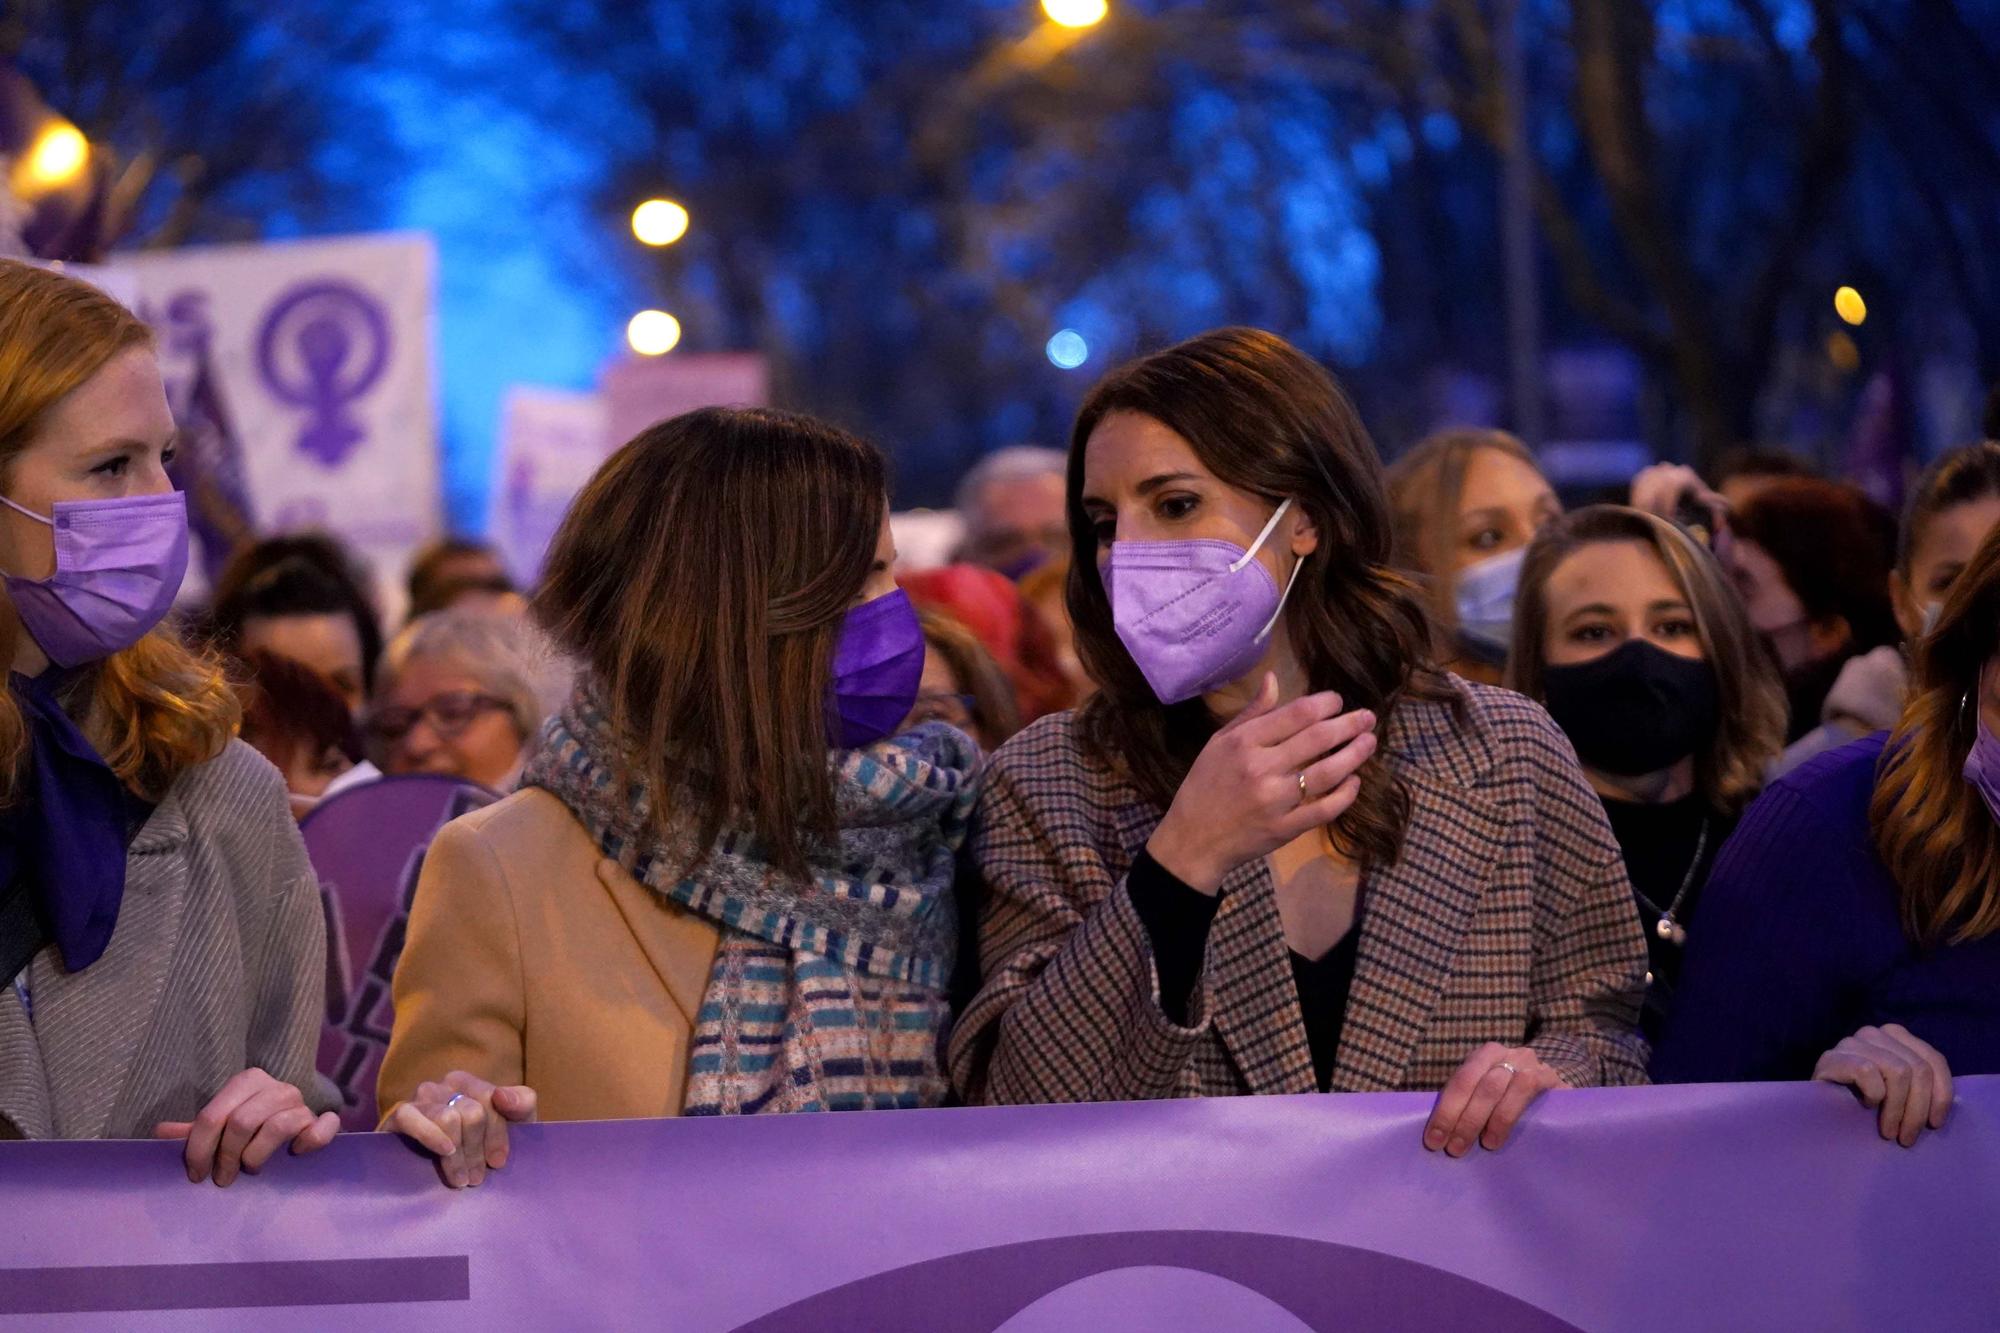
3, 1080, 1996, 1330
301, 776, 497, 1131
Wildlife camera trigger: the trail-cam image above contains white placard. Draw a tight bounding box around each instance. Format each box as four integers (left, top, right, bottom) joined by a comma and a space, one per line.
599, 351, 768, 451
115, 233, 441, 601
489, 386, 611, 586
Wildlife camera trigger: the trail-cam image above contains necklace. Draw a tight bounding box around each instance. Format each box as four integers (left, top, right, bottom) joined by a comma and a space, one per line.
1632, 818, 1709, 948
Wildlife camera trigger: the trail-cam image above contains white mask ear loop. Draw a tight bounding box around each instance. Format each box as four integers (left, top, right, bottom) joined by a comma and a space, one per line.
0, 495, 53, 526
1230, 498, 1295, 574
1256, 552, 1306, 642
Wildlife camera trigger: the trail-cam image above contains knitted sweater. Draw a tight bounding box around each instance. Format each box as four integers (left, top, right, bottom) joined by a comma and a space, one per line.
1651, 733, 2000, 1082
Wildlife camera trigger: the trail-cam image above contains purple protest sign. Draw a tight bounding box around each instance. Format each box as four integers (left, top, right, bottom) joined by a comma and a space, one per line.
300, 776, 495, 1131
255, 278, 392, 468
2, 1080, 1996, 1330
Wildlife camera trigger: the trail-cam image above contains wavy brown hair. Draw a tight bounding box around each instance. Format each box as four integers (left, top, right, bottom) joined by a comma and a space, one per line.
1385, 427, 1539, 643
1871, 519, 2000, 947
1067, 328, 1447, 870
535, 406, 886, 880
1506, 506, 1786, 816
0, 260, 238, 803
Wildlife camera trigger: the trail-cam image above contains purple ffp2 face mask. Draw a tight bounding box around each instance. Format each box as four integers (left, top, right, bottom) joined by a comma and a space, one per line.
1107, 499, 1303, 705
828, 588, 927, 748
0, 489, 190, 668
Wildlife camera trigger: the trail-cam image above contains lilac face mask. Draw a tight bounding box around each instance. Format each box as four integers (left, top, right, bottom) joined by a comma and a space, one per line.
828, 588, 926, 748
1107, 499, 1303, 705
1964, 715, 2000, 828
0, 490, 190, 667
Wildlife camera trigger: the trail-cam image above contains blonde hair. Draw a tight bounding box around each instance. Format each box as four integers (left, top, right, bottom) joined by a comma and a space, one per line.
1385, 428, 1537, 642
0, 260, 239, 802
1507, 505, 1787, 816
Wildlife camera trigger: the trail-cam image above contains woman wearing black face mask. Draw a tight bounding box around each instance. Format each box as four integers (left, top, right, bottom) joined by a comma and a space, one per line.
1509, 508, 1786, 1038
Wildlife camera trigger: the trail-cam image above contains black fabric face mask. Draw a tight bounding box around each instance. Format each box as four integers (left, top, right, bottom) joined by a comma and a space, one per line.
1542, 639, 1721, 778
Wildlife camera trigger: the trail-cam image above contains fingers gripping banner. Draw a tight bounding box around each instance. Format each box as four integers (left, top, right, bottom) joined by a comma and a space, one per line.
2, 1080, 1996, 1331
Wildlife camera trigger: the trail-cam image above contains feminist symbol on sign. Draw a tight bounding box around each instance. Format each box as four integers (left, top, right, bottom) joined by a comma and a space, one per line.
255, 279, 391, 468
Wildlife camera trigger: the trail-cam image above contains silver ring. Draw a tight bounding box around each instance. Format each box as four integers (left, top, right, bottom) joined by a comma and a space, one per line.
444, 1092, 469, 1112
1297, 770, 1310, 804
1497, 1061, 1518, 1076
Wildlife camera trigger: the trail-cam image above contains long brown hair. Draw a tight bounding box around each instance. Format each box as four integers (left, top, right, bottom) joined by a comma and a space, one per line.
0, 260, 238, 803
1507, 506, 1786, 816
1871, 519, 2000, 947
1067, 327, 1446, 870
1385, 427, 1539, 641
535, 406, 886, 879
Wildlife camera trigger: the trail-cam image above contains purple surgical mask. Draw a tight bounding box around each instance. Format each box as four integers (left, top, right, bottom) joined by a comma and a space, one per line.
0, 490, 190, 667
1107, 499, 1302, 705
828, 588, 926, 748
1964, 716, 2000, 827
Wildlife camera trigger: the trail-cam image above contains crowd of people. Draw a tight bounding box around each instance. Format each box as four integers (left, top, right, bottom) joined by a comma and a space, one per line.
3, 257, 1997, 1192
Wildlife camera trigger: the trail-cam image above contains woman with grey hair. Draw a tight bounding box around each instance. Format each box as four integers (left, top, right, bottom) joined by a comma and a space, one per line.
365, 610, 569, 793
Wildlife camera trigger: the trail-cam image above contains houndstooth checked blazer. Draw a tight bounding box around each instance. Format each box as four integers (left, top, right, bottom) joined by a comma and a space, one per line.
948, 677, 1650, 1103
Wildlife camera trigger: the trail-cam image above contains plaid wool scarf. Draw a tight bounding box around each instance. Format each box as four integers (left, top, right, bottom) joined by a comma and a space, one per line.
522, 686, 978, 1113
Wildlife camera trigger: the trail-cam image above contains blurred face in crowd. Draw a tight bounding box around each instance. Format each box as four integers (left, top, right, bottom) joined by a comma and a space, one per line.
444, 587, 530, 618
1450, 446, 1561, 574
909, 643, 984, 748
0, 348, 176, 671
1894, 496, 2000, 640
965, 472, 1068, 579
372, 655, 526, 791
1728, 539, 1845, 672
1543, 541, 1704, 670
242, 613, 367, 713
244, 729, 353, 821
1022, 567, 1090, 702
431, 547, 509, 592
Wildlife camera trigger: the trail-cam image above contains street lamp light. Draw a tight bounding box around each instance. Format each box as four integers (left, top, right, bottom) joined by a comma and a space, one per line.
1042, 0, 1107, 29
1834, 285, 1867, 327
14, 120, 88, 195
631, 199, 690, 247
627, 309, 682, 356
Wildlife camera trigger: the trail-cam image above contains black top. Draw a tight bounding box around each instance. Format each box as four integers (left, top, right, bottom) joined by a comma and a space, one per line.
1600, 795, 1733, 1042
1127, 849, 1359, 1090
1289, 930, 1363, 1091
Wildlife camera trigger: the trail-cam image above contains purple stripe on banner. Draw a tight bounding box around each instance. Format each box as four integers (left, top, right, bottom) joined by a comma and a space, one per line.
0, 1257, 470, 1314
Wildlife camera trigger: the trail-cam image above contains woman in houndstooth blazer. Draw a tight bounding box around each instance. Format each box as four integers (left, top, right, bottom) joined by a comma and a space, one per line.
949, 329, 1649, 1157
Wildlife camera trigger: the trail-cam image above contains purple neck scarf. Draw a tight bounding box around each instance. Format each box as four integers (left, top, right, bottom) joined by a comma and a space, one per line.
1, 672, 141, 978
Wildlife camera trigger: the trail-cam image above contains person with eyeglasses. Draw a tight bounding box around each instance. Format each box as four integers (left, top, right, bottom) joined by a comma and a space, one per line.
365, 610, 567, 794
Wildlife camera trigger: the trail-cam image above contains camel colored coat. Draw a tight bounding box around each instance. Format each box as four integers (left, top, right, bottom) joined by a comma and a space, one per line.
378, 788, 722, 1122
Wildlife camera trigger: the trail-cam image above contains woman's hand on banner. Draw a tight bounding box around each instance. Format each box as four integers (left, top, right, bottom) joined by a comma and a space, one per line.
1813, 1023, 1953, 1147
1422, 1043, 1568, 1158
386, 1071, 539, 1188
154, 1067, 340, 1187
